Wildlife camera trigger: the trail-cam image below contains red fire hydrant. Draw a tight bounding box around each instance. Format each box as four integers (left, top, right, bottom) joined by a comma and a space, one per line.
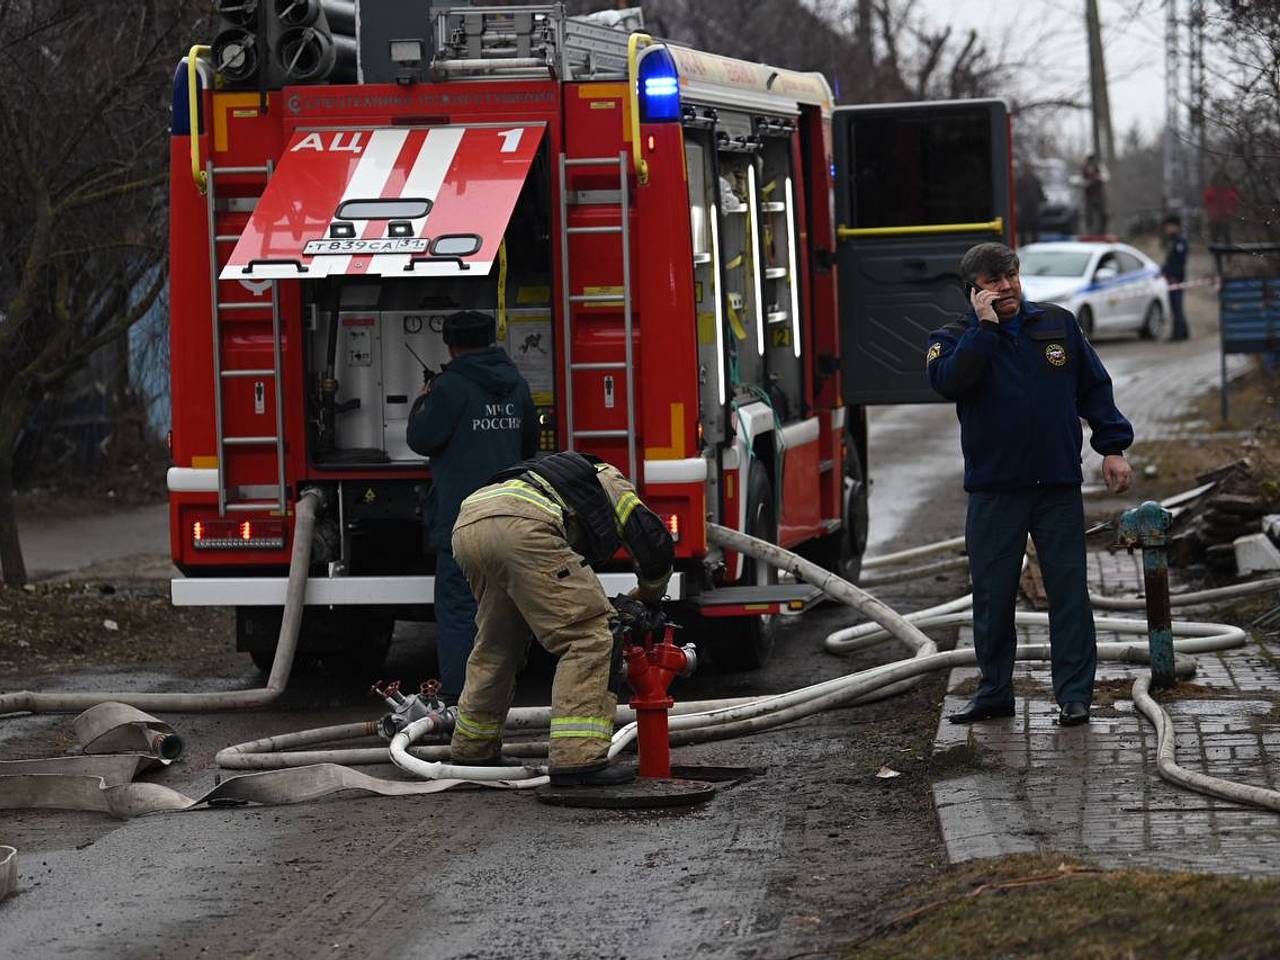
624, 625, 696, 779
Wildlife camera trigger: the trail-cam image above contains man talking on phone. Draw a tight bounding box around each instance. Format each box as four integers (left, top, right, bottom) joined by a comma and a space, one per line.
926, 242, 1133, 727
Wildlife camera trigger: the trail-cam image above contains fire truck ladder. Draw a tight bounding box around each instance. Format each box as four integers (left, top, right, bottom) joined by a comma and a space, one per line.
558, 151, 637, 480
204, 159, 288, 518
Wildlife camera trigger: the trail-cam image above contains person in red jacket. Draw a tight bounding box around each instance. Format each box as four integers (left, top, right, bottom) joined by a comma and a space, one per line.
1203, 171, 1240, 247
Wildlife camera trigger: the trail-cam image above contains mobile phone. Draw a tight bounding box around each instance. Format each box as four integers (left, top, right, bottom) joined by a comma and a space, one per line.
964, 281, 977, 298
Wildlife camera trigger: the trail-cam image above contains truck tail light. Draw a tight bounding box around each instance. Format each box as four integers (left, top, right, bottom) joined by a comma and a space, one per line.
664, 513, 680, 542
192, 518, 286, 550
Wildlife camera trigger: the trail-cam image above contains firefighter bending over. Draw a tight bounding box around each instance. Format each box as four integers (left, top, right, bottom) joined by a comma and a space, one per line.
406, 310, 538, 706
449, 451, 674, 787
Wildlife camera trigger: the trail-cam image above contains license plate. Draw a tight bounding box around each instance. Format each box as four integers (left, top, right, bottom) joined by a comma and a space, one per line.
302, 237, 428, 256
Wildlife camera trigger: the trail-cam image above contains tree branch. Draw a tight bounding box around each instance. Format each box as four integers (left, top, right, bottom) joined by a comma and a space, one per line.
36, 260, 168, 392
57, 171, 166, 216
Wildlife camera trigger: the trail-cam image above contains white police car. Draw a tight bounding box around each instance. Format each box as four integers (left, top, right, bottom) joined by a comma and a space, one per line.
1018, 241, 1171, 340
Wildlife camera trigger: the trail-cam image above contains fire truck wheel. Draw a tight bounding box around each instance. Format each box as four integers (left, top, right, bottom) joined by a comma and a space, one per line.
249, 647, 281, 674
242, 608, 393, 677
705, 462, 778, 672
315, 615, 394, 678
808, 440, 869, 583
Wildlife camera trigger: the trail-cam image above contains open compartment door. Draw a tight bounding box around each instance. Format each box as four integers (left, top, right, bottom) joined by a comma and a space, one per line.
221, 123, 546, 280
833, 99, 1011, 405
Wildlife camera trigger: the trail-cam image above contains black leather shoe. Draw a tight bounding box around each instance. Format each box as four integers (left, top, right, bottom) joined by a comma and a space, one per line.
947, 701, 1016, 724
548, 762, 637, 787
1058, 702, 1090, 726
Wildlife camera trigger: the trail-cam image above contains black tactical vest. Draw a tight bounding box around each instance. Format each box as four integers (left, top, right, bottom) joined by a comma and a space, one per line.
490, 451, 621, 566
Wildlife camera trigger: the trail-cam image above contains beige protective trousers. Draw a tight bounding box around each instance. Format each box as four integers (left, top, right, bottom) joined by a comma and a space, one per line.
449, 513, 617, 771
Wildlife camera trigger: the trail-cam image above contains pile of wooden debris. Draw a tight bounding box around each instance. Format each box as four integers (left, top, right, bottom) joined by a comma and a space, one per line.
1166, 460, 1280, 574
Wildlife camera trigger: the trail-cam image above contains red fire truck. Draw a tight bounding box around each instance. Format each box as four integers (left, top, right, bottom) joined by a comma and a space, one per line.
167, 3, 1011, 672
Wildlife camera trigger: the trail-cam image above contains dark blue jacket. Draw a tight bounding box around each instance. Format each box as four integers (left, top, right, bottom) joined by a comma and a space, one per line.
926, 300, 1133, 493
406, 347, 538, 549
1163, 233, 1188, 282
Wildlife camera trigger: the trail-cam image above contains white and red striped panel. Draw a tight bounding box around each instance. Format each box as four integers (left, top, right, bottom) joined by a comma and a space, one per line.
221, 123, 546, 280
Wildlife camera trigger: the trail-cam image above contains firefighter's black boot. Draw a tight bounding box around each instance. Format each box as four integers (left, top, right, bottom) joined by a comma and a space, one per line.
548, 761, 637, 787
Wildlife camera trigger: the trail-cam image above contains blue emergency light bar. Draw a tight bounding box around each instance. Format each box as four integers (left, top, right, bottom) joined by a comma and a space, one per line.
637, 46, 680, 124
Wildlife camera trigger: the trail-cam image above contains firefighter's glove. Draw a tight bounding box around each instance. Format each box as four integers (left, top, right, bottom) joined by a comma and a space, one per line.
610, 594, 665, 638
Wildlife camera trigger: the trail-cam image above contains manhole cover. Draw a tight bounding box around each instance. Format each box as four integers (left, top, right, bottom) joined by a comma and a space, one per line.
535, 777, 716, 809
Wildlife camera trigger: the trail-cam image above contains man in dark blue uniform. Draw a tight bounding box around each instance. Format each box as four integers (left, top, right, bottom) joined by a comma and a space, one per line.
927, 242, 1134, 727
407, 310, 538, 705
1162, 213, 1190, 340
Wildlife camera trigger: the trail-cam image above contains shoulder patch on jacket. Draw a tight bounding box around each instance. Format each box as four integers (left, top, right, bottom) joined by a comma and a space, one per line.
926, 342, 943, 364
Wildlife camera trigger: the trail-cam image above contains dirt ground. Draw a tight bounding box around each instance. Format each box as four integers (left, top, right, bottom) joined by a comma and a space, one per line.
1128, 357, 1280, 502
0, 581, 229, 675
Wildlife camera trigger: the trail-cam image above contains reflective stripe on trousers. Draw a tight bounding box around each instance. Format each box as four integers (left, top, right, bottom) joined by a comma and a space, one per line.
455, 711, 501, 741
548, 716, 612, 740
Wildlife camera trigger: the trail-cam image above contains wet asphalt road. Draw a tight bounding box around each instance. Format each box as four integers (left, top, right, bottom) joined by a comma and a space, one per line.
1, 304, 1219, 958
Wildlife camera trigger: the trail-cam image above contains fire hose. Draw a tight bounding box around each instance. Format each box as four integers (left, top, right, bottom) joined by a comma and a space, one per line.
3, 506, 1278, 861
212, 524, 1261, 800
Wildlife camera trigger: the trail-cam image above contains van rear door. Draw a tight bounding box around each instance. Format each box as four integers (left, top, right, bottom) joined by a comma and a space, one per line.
833, 99, 1011, 404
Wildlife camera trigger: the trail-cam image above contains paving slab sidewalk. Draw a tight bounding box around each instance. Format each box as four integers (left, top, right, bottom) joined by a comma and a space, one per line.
932, 549, 1280, 875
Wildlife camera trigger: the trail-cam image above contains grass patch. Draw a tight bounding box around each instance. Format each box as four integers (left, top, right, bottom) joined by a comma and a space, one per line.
850, 853, 1280, 960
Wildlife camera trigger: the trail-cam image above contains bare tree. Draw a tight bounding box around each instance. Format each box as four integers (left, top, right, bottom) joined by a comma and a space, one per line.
1200, 0, 1280, 244
0, 0, 207, 585
564, 0, 1037, 105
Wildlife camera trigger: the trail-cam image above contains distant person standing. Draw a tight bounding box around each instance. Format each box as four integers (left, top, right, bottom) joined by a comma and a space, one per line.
1081, 154, 1107, 235
1016, 162, 1046, 246
1162, 214, 1190, 341
1203, 172, 1240, 247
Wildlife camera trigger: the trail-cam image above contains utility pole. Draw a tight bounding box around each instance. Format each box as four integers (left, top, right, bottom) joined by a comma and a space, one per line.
853, 0, 874, 89
1164, 0, 1184, 216
1188, 0, 1207, 231
1085, 0, 1115, 165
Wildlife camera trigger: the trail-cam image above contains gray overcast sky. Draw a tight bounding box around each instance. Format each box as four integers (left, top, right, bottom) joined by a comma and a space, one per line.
905, 0, 1167, 146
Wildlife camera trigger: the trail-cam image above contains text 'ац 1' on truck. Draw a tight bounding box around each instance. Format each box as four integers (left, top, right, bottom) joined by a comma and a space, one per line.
167, 1, 1011, 673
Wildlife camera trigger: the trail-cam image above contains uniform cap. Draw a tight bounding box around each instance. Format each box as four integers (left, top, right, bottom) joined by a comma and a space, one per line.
442, 310, 495, 347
